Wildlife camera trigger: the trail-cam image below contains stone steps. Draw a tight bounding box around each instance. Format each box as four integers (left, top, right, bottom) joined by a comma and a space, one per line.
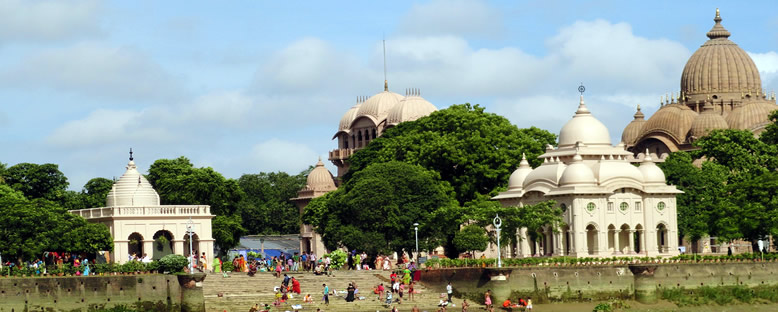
203, 270, 471, 312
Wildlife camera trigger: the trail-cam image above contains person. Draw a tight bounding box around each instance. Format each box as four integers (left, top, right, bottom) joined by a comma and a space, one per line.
200, 252, 207, 272
518, 298, 527, 307
322, 283, 329, 305
355, 252, 361, 270
249, 303, 259, 312
728, 244, 733, 256
248, 261, 257, 277
391, 306, 399, 312
446, 281, 453, 303
301, 252, 308, 271
461, 299, 470, 312
402, 269, 412, 285
309, 253, 316, 271
412, 305, 420, 312
346, 283, 356, 302
303, 293, 313, 303
213, 257, 222, 273
377, 283, 385, 301
384, 290, 393, 306
408, 282, 415, 301
390, 271, 398, 288
383, 256, 391, 270
347, 252, 354, 270
526, 297, 533, 311
398, 282, 404, 303
392, 280, 400, 295
262, 304, 271, 312
283, 274, 290, 287
502, 298, 513, 310
275, 262, 282, 278
292, 277, 301, 294
484, 289, 492, 312
82, 262, 90, 276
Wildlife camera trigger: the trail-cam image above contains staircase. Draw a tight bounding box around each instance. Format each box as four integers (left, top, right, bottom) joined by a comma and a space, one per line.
203, 270, 473, 312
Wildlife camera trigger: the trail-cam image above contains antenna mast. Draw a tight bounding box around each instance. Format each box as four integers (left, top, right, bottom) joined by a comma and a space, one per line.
383, 37, 388, 91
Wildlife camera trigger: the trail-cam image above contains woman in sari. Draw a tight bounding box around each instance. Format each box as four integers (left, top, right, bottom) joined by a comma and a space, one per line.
213, 257, 221, 273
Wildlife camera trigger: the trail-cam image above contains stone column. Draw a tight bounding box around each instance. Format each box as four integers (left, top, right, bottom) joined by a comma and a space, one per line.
519, 228, 531, 257
143, 240, 154, 259
615, 230, 622, 254
597, 229, 608, 257
173, 239, 185, 256
553, 231, 563, 256
628, 230, 636, 254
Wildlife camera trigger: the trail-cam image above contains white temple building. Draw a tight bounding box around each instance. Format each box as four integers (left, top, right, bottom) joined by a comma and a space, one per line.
493, 96, 681, 258
70, 153, 215, 264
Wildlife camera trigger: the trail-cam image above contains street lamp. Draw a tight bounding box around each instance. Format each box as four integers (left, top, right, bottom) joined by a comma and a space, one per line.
413, 223, 419, 261
493, 214, 502, 268
186, 217, 195, 274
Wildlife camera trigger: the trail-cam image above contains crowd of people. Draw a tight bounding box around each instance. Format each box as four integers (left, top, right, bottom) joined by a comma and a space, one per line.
1, 252, 97, 276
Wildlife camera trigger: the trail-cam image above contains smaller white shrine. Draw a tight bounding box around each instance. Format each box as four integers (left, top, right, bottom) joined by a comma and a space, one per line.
70, 152, 215, 264
494, 95, 681, 258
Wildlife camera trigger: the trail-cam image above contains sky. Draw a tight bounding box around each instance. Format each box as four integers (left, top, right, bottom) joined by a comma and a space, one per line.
1, 0, 777, 190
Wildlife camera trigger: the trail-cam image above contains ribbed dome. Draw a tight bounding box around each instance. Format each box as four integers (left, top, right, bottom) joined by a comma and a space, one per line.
354, 82, 404, 125
559, 153, 596, 186
558, 96, 612, 147
621, 105, 646, 145
638, 151, 666, 184
106, 159, 160, 207
338, 102, 362, 132
639, 104, 698, 143
725, 101, 778, 131
689, 104, 728, 139
306, 158, 336, 191
680, 9, 761, 103
386, 90, 437, 126
508, 154, 532, 190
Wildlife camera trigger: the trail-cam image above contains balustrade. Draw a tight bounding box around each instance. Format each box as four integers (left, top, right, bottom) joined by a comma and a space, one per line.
69, 205, 211, 219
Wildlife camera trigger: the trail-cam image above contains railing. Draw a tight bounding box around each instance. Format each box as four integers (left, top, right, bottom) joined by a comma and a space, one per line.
69, 205, 211, 219
328, 148, 354, 160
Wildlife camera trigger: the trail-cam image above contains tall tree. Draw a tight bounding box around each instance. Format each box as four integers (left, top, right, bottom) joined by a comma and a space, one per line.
453, 224, 489, 256
304, 161, 459, 257
237, 171, 307, 235
146, 156, 246, 251
759, 110, 778, 145
1, 163, 69, 202
346, 104, 557, 205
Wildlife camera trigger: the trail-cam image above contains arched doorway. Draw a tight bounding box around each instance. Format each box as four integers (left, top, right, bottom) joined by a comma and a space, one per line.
153, 230, 174, 260
128, 233, 144, 260
619, 224, 631, 254
607, 224, 616, 253
656, 223, 668, 253
634, 224, 643, 253
586, 224, 598, 255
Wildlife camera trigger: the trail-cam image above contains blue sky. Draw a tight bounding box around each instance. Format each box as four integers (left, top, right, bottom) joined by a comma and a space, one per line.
1, 0, 777, 190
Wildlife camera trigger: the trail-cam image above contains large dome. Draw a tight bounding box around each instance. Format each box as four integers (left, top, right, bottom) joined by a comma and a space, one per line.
725, 101, 778, 132
353, 82, 404, 125
621, 105, 646, 145
106, 159, 160, 207
386, 89, 437, 126
338, 100, 362, 132
680, 9, 761, 104
306, 158, 336, 191
639, 104, 698, 144
558, 96, 611, 147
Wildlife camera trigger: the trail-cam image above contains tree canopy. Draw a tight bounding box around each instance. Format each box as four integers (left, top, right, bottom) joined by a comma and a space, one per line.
453, 224, 489, 256
346, 103, 557, 205
1, 163, 69, 203
304, 161, 459, 256
237, 170, 308, 235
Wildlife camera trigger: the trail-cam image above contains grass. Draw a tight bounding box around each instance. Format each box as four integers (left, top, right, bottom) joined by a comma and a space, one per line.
659, 285, 778, 307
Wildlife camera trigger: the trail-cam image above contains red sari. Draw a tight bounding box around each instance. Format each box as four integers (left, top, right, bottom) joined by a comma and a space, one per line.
292, 278, 301, 294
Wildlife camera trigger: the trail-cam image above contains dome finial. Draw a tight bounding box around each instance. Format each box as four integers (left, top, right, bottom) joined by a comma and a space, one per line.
643, 149, 653, 162
384, 80, 388, 92
129, 148, 134, 161
576, 84, 589, 113
707, 8, 730, 39
519, 153, 529, 168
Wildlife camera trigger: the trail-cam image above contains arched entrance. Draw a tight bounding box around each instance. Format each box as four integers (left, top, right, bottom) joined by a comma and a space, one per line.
153, 230, 174, 260
634, 224, 643, 253
586, 224, 598, 255
619, 224, 631, 254
656, 223, 668, 253
128, 233, 144, 260
607, 224, 616, 253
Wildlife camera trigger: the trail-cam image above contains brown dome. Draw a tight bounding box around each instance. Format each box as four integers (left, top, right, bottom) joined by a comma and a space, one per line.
621, 105, 646, 145
689, 104, 728, 139
725, 102, 778, 132
639, 104, 698, 144
306, 158, 336, 191
680, 9, 761, 103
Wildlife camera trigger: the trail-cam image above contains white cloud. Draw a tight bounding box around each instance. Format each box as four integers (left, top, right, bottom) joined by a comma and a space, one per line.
0, 42, 183, 101
47, 108, 176, 148
0, 0, 102, 41
247, 138, 320, 175
749, 51, 778, 91
398, 0, 504, 38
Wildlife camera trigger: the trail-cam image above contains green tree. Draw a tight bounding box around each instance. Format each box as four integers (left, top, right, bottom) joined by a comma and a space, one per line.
759, 109, 778, 145
237, 171, 307, 235
1, 163, 69, 202
80, 177, 114, 208
146, 156, 246, 252
345, 104, 557, 205
453, 224, 489, 256
306, 161, 459, 257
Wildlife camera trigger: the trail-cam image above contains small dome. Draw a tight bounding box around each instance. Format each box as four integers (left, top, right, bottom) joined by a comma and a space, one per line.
621, 105, 646, 145
558, 96, 612, 147
338, 100, 363, 132
681, 9, 761, 104
386, 89, 437, 126
638, 151, 666, 184
508, 154, 532, 190
639, 104, 698, 143
306, 158, 336, 191
559, 153, 596, 186
725, 101, 778, 132
354, 81, 404, 125
523, 158, 566, 188
689, 103, 728, 139
106, 159, 160, 207
591, 156, 645, 185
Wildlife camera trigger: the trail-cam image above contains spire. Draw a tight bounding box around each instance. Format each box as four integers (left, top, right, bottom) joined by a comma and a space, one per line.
633, 104, 645, 120
384, 80, 388, 92
576, 95, 590, 114
316, 156, 324, 167
129, 148, 134, 161
643, 148, 654, 162
706, 8, 731, 39
383, 38, 388, 91
519, 153, 530, 168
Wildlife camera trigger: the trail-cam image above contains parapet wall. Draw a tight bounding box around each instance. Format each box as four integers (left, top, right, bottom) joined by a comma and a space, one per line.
419, 262, 778, 304
0, 274, 206, 312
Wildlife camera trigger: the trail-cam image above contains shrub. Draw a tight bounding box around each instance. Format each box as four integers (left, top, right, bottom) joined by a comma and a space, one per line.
222, 260, 235, 272
325, 250, 347, 269
158, 254, 189, 273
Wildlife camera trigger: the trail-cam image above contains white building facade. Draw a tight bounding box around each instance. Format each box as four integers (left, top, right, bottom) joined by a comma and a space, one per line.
494, 96, 681, 258
70, 156, 215, 264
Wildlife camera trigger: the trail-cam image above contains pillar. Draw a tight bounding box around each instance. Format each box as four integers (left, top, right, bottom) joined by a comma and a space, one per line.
628, 230, 636, 254
143, 240, 154, 259
553, 231, 563, 256
174, 239, 185, 256
519, 228, 531, 257
615, 230, 622, 254
115, 240, 129, 264
597, 229, 608, 257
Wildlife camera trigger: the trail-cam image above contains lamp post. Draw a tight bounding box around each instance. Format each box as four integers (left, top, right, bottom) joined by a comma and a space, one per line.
413, 223, 419, 261
493, 214, 502, 268
186, 217, 194, 274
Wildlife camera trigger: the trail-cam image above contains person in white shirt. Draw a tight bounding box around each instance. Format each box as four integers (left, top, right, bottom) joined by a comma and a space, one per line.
446, 281, 453, 303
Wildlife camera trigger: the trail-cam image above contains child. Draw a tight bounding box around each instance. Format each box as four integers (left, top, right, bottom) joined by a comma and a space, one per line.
303, 293, 313, 303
